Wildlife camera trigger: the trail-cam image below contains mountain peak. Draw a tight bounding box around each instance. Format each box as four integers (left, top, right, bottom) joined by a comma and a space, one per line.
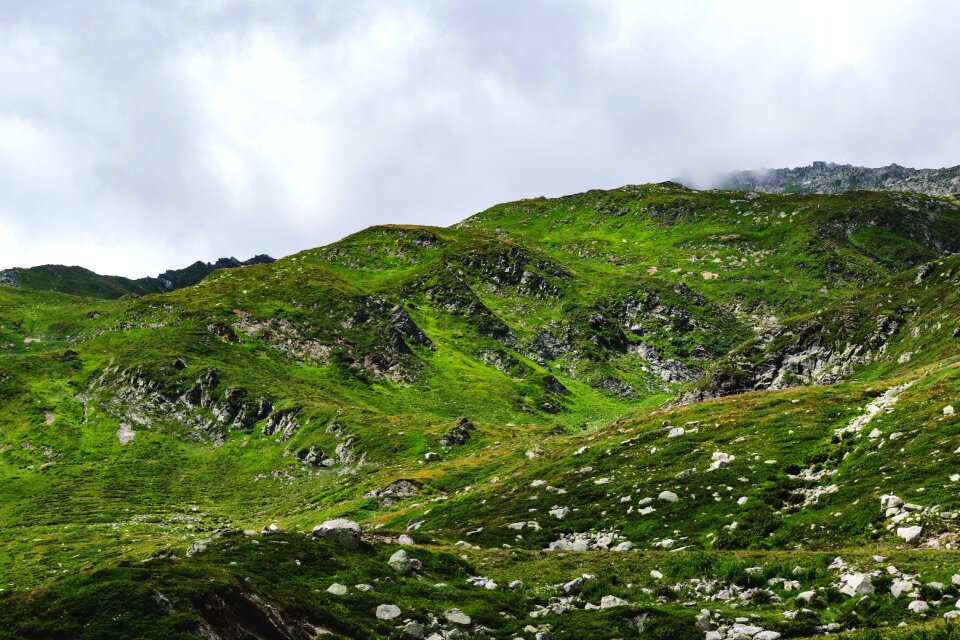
718, 161, 960, 196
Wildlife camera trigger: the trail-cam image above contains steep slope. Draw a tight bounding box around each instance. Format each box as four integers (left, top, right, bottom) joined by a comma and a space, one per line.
3, 184, 960, 639
0, 264, 160, 298
719, 161, 960, 197
682, 255, 960, 403
0, 254, 275, 299
459, 183, 960, 314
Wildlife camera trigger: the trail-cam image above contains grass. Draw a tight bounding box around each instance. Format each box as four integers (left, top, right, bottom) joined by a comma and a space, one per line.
1, 184, 960, 636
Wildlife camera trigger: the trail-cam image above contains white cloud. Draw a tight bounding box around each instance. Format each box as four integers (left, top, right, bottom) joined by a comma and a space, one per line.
0, 1, 957, 277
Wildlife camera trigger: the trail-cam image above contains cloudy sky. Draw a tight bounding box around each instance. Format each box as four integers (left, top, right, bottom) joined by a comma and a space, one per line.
2, 1, 958, 277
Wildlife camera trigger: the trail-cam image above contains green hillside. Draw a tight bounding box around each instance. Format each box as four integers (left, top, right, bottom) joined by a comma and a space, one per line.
2, 185, 960, 639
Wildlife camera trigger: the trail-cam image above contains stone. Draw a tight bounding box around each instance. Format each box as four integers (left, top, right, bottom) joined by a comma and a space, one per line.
444, 608, 471, 625
549, 506, 569, 519
599, 595, 628, 608
312, 519, 362, 550
880, 494, 904, 513
840, 573, 874, 597
376, 604, 401, 620
326, 583, 348, 595
389, 549, 415, 574
658, 490, 678, 502
731, 624, 763, 637
562, 577, 584, 594
695, 611, 713, 631
890, 578, 915, 598
186, 529, 226, 557
401, 621, 425, 639
898, 525, 923, 543
907, 600, 929, 613
945, 405, 955, 416
755, 632, 782, 640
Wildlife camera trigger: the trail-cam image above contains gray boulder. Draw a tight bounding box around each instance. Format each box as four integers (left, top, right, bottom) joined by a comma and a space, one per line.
376, 604, 401, 620
312, 518, 362, 550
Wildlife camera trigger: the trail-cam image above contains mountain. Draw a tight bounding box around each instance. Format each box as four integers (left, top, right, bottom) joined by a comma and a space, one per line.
2, 182, 960, 639
0, 254, 275, 299
719, 161, 960, 197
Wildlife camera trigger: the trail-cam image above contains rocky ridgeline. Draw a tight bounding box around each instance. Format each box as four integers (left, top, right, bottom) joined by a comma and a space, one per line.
719, 161, 960, 197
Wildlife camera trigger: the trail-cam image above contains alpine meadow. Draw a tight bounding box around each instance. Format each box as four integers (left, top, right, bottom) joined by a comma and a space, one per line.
3, 166, 960, 638
4, 2, 960, 639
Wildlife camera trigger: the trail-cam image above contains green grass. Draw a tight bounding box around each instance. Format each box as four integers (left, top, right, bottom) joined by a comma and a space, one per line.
2, 184, 960, 637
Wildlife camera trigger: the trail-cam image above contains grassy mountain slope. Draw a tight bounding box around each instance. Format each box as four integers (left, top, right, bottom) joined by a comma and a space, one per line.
2, 185, 960, 639
0, 255, 275, 300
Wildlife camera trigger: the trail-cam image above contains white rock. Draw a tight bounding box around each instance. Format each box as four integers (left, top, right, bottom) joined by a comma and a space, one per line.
327, 583, 348, 595
658, 490, 678, 503
898, 526, 923, 543
840, 573, 874, 597
444, 608, 471, 625
880, 494, 904, 513
755, 632, 782, 640
376, 604, 401, 620
549, 506, 569, 520
907, 600, 929, 613
388, 549, 415, 573
891, 578, 915, 598
599, 595, 629, 608
945, 405, 955, 416
312, 519, 362, 550
737, 496, 748, 506
650, 570, 663, 579
563, 577, 584, 594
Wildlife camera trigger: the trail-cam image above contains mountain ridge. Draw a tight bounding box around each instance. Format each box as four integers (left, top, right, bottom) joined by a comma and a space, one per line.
718, 160, 960, 196
0, 254, 275, 299
2, 181, 960, 638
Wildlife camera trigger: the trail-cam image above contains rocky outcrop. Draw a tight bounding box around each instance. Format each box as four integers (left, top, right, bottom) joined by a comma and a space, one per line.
363, 479, 422, 507
91, 365, 293, 444
719, 161, 960, 197
681, 311, 904, 404
311, 519, 362, 550
439, 417, 475, 446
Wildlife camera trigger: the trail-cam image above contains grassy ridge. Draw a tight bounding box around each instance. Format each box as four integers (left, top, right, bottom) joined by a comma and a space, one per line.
1, 185, 960, 637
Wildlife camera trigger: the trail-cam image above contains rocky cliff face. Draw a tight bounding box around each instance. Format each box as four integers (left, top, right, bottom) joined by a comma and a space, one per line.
719, 161, 960, 196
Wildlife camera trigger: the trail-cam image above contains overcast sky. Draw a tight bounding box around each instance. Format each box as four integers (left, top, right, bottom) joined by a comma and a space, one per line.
1, 1, 958, 277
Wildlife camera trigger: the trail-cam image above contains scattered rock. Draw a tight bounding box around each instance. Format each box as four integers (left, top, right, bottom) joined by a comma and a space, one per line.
444, 608, 471, 625
898, 526, 923, 543
599, 595, 628, 609
389, 549, 420, 574
376, 604, 401, 620
907, 600, 929, 613
312, 519, 362, 550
